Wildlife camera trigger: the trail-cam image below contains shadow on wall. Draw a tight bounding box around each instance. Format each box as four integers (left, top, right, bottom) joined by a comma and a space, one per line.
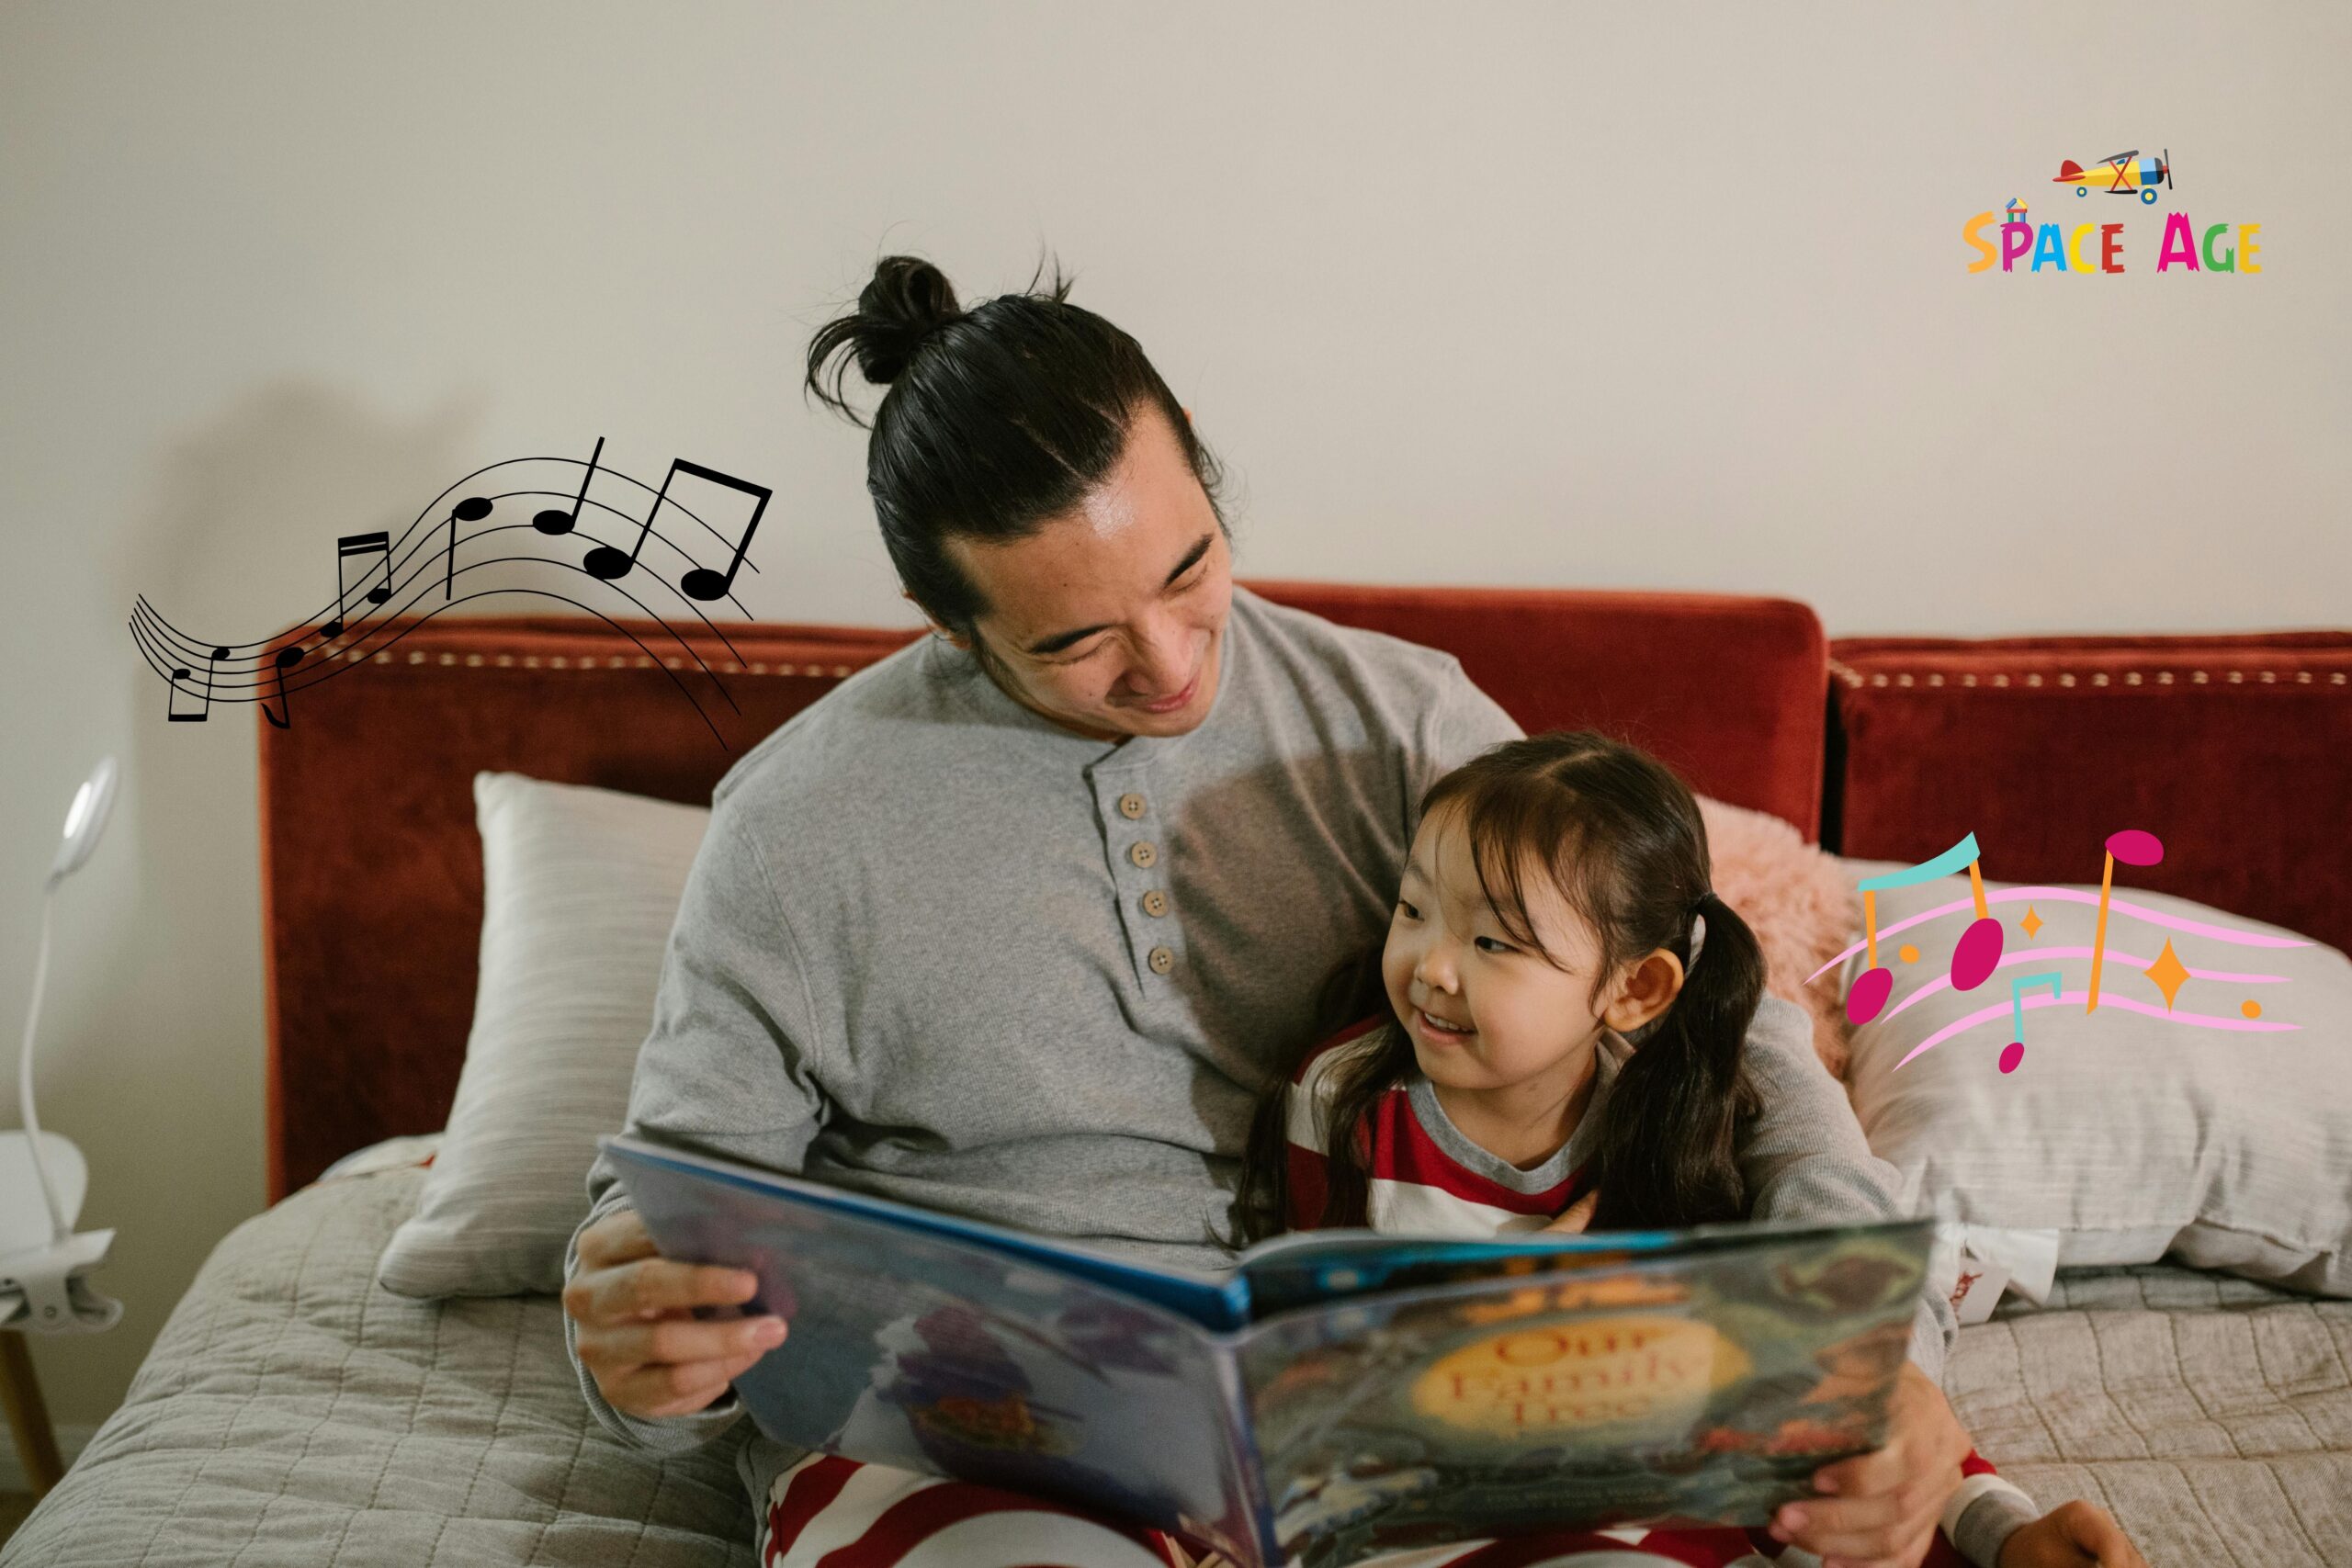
30, 379, 483, 1429
112, 377, 488, 650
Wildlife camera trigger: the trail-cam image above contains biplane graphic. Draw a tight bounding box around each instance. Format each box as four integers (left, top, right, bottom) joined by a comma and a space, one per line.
2053, 149, 2174, 204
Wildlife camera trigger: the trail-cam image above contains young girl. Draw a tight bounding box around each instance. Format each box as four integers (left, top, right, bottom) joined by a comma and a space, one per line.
1226, 730, 2144, 1568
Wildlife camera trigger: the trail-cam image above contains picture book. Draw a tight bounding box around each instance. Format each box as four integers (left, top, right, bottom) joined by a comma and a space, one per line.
604, 1133, 1934, 1568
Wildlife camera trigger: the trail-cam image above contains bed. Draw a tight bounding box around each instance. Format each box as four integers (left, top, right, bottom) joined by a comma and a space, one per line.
4, 585, 2345, 1565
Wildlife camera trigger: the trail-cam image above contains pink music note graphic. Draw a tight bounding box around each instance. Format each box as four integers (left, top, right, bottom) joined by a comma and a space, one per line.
2086, 829, 2165, 1012
2000, 972, 2064, 1073
583, 458, 771, 601
1848, 832, 2005, 1026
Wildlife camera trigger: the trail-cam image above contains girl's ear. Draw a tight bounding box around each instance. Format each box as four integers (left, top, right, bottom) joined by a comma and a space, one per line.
1602, 949, 1686, 1036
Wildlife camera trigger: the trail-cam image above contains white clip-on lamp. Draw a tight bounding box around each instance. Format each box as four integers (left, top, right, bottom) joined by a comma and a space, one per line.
0, 758, 125, 1334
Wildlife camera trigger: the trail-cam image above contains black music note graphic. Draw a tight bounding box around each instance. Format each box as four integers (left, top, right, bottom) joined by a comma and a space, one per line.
261, 622, 342, 729
447, 497, 492, 600
338, 531, 393, 609
585, 459, 772, 601
262, 644, 300, 729
533, 435, 604, 536
136, 441, 776, 750
680, 473, 769, 601
167, 645, 230, 722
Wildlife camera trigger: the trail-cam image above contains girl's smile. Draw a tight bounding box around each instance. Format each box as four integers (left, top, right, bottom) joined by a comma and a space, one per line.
1410, 1006, 1476, 1046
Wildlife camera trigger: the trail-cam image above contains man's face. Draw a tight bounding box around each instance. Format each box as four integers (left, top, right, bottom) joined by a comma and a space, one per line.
938, 406, 1233, 743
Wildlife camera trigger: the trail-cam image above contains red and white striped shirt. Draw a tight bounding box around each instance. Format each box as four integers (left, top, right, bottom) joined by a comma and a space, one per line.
1284, 1014, 1609, 1235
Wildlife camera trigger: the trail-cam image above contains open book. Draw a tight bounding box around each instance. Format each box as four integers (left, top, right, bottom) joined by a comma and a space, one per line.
604, 1133, 1931, 1568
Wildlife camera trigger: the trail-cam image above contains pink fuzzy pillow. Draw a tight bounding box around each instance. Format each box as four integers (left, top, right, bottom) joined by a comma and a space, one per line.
1696, 795, 1859, 1078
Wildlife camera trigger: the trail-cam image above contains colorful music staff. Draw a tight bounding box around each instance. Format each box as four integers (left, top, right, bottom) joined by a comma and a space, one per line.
1815, 822, 2269, 1077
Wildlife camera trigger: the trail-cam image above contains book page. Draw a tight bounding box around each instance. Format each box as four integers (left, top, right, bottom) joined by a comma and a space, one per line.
1235, 1221, 1928, 1568
608, 1136, 1265, 1565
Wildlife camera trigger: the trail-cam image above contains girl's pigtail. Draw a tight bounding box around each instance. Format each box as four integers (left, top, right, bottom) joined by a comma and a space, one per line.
1588, 889, 1766, 1232
1221, 1009, 1415, 1250
1223, 1068, 1299, 1249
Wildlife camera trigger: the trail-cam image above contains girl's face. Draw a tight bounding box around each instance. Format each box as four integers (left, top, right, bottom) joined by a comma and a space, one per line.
1382, 802, 1678, 1097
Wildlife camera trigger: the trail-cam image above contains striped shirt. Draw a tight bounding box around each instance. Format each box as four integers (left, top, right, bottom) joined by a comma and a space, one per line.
1284, 1014, 1604, 1235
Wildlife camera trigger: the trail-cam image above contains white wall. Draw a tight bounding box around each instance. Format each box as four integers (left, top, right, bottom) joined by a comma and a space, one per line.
1, 0, 2344, 1429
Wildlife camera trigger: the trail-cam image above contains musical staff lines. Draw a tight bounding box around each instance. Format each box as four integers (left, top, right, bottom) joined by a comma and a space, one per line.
130, 440, 776, 749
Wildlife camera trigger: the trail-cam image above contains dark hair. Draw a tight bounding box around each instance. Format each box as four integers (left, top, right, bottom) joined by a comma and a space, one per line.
804, 252, 1231, 674
1229, 729, 1765, 1246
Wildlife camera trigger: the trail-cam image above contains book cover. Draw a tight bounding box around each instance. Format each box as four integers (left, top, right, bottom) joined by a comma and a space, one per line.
604, 1133, 1931, 1568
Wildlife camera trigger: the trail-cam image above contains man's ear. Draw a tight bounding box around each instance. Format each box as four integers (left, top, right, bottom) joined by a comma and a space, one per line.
901, 588, 972, 650
1182, 405, 1193, 424
1602, 950, 1687, 1037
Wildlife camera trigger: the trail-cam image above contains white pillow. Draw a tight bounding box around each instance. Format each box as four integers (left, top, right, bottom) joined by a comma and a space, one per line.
1836, 856, 2352, 1296
376, 773, 709, 1298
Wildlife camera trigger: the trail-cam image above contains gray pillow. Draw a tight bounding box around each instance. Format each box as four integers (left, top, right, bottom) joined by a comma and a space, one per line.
376, 773, 709, 1298
1838, 856, 2352, 1295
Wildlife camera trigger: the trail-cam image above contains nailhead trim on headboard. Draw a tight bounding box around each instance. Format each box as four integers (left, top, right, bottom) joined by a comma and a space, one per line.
1827, 659, 2346, 691
335, 648, 859, 677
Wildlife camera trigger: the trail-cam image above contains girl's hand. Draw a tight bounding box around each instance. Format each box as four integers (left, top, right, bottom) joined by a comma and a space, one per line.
1996, 1502, 2148, 1568
1544, 1189, 1600, 1233
1768, 1360, 1970, 1568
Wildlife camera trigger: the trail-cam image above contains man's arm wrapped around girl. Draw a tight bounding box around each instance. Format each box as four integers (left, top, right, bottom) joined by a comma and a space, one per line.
1674, 994, 2041, 1565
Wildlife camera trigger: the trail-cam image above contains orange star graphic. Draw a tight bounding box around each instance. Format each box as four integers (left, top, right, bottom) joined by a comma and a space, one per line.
2145, 939, 2190, 1010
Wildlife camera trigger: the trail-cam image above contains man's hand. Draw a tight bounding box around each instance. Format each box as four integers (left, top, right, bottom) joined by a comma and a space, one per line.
563, 1205, 788, 1420
1997, 1502, 2148, 1568
1768, 1360, 1970, 1568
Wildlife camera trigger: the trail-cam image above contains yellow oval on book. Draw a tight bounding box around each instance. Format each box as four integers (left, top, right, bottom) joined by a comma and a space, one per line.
1410, 1315, 1751, 1438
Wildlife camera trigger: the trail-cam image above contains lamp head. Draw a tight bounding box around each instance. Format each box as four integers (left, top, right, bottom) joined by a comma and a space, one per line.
46, 756, 119, 894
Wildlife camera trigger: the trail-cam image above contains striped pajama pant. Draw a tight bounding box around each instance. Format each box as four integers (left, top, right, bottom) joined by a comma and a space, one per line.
753, 1452, 1968, 1568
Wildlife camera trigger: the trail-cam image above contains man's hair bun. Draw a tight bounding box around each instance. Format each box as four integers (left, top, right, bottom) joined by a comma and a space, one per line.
844, 254, 963, 386
801, 243, 1228, 655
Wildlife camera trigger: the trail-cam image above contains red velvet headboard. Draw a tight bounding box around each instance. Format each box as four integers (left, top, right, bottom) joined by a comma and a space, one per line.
256, 583, 1826, 1200
1826, 630, 2352, 960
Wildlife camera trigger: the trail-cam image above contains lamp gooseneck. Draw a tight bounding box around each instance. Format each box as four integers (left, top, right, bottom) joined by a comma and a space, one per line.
17, 891, 70, 1247
18, 756, 114, 1252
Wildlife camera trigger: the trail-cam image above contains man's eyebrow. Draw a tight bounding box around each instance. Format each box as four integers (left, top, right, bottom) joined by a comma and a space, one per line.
1022, 532, 1215, 656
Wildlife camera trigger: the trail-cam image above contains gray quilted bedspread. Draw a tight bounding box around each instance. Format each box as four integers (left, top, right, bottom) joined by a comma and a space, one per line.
1950, 1267, 2352, 1563
5, 1166, 2348, 1564
0, 1166, 754, 1566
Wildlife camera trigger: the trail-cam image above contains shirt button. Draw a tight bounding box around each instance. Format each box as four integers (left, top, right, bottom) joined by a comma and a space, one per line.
1118, 792, 1147, 820
1141, 889, 1169, 918
1148, 945, 1175, 975
1128, 841, 1158, 869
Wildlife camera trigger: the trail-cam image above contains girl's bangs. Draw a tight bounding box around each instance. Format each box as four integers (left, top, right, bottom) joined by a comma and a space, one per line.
1446, 773, 1596, 973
